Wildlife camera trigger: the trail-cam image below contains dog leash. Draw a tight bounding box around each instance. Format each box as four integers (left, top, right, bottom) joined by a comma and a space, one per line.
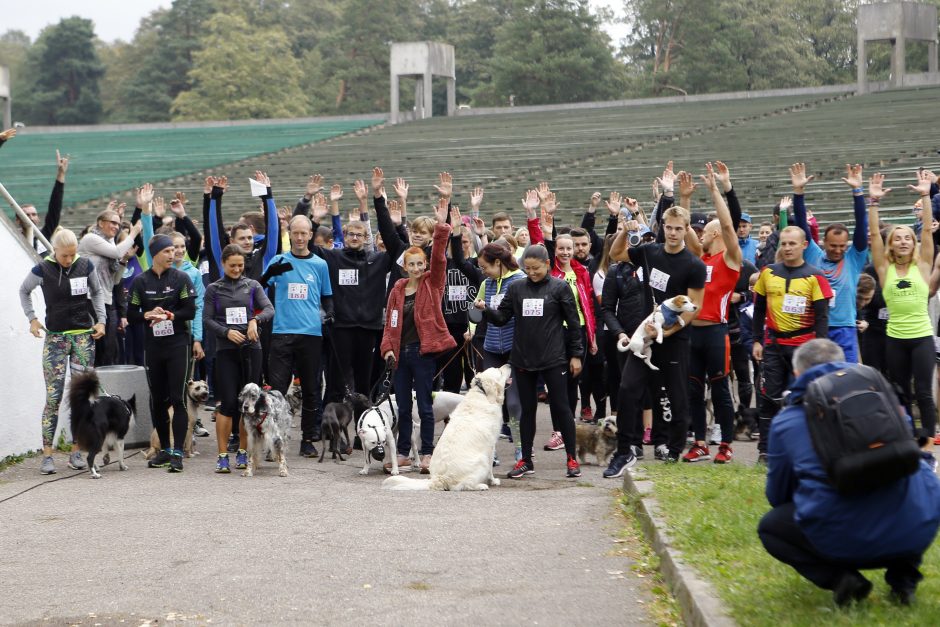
432, 337, 476, 380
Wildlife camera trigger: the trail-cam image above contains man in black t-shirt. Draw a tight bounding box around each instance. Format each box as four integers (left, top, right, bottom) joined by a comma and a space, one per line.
604, 206, 706, 477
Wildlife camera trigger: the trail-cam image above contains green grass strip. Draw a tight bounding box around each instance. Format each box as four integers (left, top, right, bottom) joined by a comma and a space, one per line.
639, 464, 940, 626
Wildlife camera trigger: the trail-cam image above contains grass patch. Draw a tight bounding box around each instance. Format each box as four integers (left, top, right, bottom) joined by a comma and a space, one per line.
0, 450, 39, 473
613, 494, 682, 626
637, 464, 940, 626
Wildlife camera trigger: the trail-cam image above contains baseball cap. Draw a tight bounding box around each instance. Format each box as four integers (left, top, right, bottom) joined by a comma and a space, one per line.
690, 213, 708, 230
740, 212, 752, 224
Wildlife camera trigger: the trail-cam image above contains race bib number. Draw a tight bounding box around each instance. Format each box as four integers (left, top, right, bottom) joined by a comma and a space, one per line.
782, 294, 807, 315
705, 266, 713, 283
225, 307, 248, 325
649, 268, 669, 292
829, 289, 837, 308
522, 298, 544, 317
338, 269, 358, 286
878, 307, 889, 321
70, 277, 88, 296
287, 283, 308, 300
448, 285, 468, 302
152, 320, 175, 337
490, 293, 504, 309
390, 310, 399, 328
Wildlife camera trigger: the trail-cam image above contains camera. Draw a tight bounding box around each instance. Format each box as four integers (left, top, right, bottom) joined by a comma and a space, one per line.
628, 232, 643, 247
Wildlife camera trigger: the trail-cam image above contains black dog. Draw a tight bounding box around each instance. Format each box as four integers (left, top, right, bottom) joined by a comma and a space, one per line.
319, 393, 372, 462
68, 371, 135, 479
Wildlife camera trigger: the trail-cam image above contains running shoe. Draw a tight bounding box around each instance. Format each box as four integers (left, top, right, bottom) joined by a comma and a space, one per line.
682, 444, 711, 463
148, 449, 173, 468
40, 456, 56, 475
543, 431, 564, 451
499, 424, 513, 441
566, 456, 582, 478
299, 440, 318, 458
708, 424, 722, 445
630, 444, 644, 460
215, 454, 231, 473
713, 443, 734, 464
194, 420, 210, 437
653, 444, 670, 461
580, 407, 594, 422
507, 459, 535, 479
235, 449, 249, 469
168, 451, 184, 473
68, 451, 87, 470
603, 452, 636, 478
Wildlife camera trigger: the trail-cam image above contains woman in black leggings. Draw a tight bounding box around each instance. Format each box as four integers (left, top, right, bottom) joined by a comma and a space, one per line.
202, 244, 274, 473
480, 245, 584, 479
127, 234, 197, 473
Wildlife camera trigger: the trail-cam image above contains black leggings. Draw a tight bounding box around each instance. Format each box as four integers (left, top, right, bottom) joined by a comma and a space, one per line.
146, 340, 191, 452
437, 325, 469, 393
886, 335, 937, 437
579, 331, 608, 417
758, 342, 797, 454
268, 334, 323, 441
566, 327, 588, 416
214, 347, 262, 418
329, 327, 381, 401
515, 364, 576, 461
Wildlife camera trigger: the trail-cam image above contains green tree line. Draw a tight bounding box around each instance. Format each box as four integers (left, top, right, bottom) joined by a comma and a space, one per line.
0, 0, 937, 125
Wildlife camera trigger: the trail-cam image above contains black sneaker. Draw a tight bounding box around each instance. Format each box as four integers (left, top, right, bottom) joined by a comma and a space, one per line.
148, 449, 173, 468
630, 445, 644, 460
507, 459, 534, 479
603, 452, 636, 478
299, 440, 318, 458
194, 420, 210, 437
168, 452, 184, 473
499, 424, 513, 441
226, 433, 239, 453
653, 444, 670, 461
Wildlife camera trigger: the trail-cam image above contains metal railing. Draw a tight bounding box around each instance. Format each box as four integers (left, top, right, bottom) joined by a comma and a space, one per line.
0, 179, 52, 253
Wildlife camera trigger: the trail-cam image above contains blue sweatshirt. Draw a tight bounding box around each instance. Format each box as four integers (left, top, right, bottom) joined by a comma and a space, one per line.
265, 251, 332, 336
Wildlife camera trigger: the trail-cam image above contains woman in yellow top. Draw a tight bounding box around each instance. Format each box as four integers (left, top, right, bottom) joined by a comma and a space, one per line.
868, 171, 936, 448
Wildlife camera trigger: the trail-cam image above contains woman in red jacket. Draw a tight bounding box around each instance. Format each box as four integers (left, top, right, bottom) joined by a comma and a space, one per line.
381, 200, 456, 473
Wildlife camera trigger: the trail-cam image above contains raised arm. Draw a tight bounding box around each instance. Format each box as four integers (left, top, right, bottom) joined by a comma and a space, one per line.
789, 162, 816, 244
428, 200, 452, 291
40, 150, 68, 240
837, 165, 869, 252
909, 170, 936, 276
169, 192, 202, 261
714, 161, 741, 228
867, 173, 889, 284
255, 171, 281, 263
703, 162, 741, 267
372, 167, 405, 261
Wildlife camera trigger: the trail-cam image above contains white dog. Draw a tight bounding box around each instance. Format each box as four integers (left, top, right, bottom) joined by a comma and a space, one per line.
357, 403, 399, 476
618, 295, 698, 370
238, 383, 291, 477
382, 365, 510, 491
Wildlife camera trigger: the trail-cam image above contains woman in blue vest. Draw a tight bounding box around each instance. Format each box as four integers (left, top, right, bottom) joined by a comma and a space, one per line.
19, 229, 106, 475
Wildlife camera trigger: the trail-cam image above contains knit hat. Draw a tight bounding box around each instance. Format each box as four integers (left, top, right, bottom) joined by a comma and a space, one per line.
149, 234, 174, 258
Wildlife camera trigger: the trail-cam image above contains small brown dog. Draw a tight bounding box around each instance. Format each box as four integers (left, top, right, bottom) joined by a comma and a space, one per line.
143, 379, 209, 459
575, 416, 618, 465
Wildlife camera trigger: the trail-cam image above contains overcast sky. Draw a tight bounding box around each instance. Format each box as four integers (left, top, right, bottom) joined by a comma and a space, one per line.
4, 0, 629, 46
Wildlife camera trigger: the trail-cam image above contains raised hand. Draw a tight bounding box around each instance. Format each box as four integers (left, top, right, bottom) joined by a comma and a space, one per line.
540, 206, 554, 230
353, 179, 368, 202
470, 187, 484, 215
779, 195, 793, 212
433, 172, 453, 199
153, 196, 166, 218
537, 181, 551, 203
678, 170, 698, 198
868, 173, 892, 200
311, 193, 328, 220
714, 160, 732, 192
204, 177, 214, 194
590, 191, 602, 210
393, 177, 409, 201
216, 175, 228, 191
605, 191, 622, 216
55, 149, 69, 178
542, 192, 558, 217
0, 128, 16, 142
924, 169, 939, 185
330, 184, 343, 202
908, 169, 932, 196
305, 174, 324, 199
371, 167, 384, 195
116, 202, 127, 219
169, 196, 186, 217
433, 197, 448, 223
389, 200, 402, 225
254, 171, 271, 187
137, 183, 154, 207
789, 163, 815, 193
471, 216, 485, 236
657, 160, 675, 194
841, 164, 864, 190
652, 178, 661, 201
623, 196, 639, 216
450, 205, 462, 226
699, 163, 718, 192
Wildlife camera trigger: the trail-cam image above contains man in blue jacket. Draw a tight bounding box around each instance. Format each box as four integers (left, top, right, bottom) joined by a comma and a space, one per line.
758, 339, 940, 606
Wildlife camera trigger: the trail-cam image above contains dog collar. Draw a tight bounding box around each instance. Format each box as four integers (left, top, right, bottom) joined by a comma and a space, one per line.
255, 411, 268, 434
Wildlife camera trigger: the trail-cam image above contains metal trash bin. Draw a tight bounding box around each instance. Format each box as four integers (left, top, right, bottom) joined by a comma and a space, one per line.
95, 365, 152, 447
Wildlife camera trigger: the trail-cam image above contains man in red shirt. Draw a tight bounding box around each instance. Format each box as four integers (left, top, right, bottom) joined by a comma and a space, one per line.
683, 164, 742, 464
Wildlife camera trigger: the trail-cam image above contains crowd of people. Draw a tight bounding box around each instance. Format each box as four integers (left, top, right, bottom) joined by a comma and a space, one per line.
9, 127, 940, 485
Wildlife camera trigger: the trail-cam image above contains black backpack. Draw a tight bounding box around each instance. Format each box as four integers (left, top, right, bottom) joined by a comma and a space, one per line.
801, 364, 922, 496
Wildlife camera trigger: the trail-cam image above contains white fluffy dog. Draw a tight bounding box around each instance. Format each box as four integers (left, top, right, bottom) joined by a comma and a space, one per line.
618, 295, 698, 370
382, 365, 510, 491
389, 390, 465, 463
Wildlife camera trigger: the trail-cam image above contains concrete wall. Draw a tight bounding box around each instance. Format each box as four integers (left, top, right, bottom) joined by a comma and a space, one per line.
0, 211, 54, 460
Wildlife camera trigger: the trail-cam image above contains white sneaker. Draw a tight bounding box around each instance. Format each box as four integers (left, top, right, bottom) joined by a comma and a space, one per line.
654, 444, 670, 460
708, 424, 722, 445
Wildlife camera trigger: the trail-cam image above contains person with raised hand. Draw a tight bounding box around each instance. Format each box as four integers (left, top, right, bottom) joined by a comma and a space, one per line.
0, 127, 16, 147
791, 162, 869, 363
381, 198, 456, 474
682, 163, 742, 465
20, 229, 107, 474
17, 149, 69, 255
868, 171, 937, 459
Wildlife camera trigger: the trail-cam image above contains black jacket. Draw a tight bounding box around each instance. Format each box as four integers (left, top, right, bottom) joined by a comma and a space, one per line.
203, 275, 274, 351
484, 274, 582, 370
600, 261, 647, 338
127, 267, 197, 345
